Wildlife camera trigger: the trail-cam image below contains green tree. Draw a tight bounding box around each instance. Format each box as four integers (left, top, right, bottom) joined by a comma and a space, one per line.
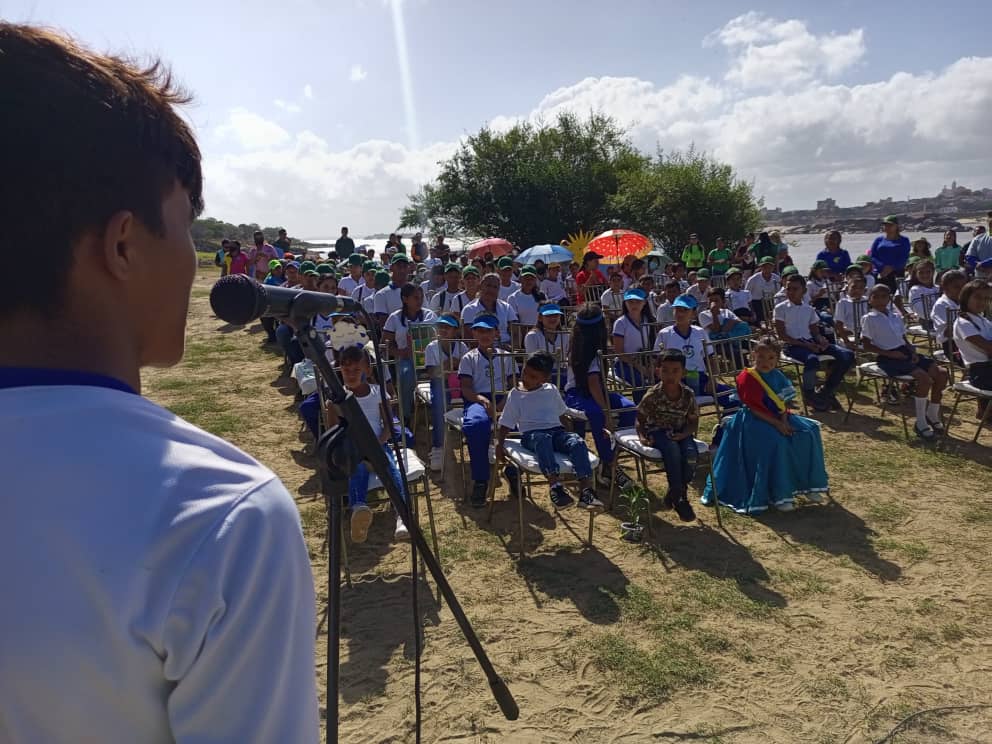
399, 112, 647, 246
610, 148, 762, 258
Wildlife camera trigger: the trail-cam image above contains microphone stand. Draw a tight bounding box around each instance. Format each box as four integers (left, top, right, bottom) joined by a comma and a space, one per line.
292, 314, 519, 744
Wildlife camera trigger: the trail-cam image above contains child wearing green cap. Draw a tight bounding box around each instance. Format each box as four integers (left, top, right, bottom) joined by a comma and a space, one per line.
338, 254, 365, 296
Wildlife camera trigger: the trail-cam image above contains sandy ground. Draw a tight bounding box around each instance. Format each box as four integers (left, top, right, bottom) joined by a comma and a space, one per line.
143, 273, 992, 744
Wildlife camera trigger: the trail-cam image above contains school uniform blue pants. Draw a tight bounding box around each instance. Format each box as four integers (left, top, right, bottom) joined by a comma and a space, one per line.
614, 361, 649, 403
429, 378, 448, 449
276, 323, 304, 365
397, 358, 416, 421
785, 343, 855, 394
564, 389, 637, 466
521, 427, 593, 479
349, 444, 408, 508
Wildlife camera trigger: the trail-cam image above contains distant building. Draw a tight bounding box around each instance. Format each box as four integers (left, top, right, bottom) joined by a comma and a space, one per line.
816, 198, 837, 212
937, 205, 959, 214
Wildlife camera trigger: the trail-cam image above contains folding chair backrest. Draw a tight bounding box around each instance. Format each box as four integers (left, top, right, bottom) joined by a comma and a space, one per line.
408, 322, 438, 372
710, 274, 727, 290
827, 282, 846, 311
581, 283, 607, 305
508, 321, 530, 352
896, 277, 910, 302
704, 333, 755, 390
596, 350, 656, 426
850, 299, 869, 345
761, 296, 776, 331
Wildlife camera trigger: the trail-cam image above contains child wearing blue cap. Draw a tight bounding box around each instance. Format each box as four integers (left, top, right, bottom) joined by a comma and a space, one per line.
611, 287, 657, 402
424, 314, 469, 471
524, 304, 570, 388
458, 315, 520, 506
655, 295, 733, 405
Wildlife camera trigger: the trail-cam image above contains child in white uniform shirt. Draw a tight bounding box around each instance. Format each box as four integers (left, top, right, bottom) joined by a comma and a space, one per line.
686, 269, 712, 305
745, 256, 780, 322
382, 284, 437, 420
338, 253, 365, 296
428, 263, 469, 315
907, 260, 940, 326
424, 315, 468, 470
497, 352, 603, 511
834, 273, 869, 347
507, 267, 546, 326
598, 271, 626, 313
654, 295, 732, 404
725, 268, 754, 323
952, 280, 992, 402
861, 284, 948, 439
540, 264, 568, 304
524, 304, 570, 388
933, 270, 966, 358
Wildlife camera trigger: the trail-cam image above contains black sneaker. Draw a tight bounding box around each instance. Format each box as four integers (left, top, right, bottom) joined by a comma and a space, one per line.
605, 465, 634, 491
549, 484, 574, 510
661, 492, 675, 511
672, 490, 696, 522
470, 482, 488, 508
809, 392, 831, 412
578, 488, 605, 513
503, 465, 520, 497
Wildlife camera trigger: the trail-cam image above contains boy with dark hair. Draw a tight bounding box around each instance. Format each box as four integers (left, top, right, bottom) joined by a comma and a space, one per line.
636, 349, 698, 521
497, 351, 602, 511
0, 23, 317, 742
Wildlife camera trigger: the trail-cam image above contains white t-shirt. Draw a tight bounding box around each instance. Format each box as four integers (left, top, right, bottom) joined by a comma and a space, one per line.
655, 300, 675, 323
0, 384, 318, 743
807, 277, 829, 301
773, 300, 819, 341
774, 286, 811, 305
373, 284, 404, 316
540, 278, 567, 302
424, 339, 469, 370
908, 284, 940, 319
655, 325, 709, 372
498, 383, 569, 433
932, 295, 959, 338
861, 309, 907, 351
498, 281, 519, 301
612, 314, 652, 353
460, 298, 518, 344
686, 284, 710, 305
599, 288, 625, 312
354, 383, 386, 438
524, 329, 570, 360
565, 356, 600, 392
834, 296, 869, 333
457, 348, 517, 394
428, 287, 469, 315
726, 287, 752, 311
420, 279, 445, 298
352, 283, 376, 312
383, 308, 437, 350
507, 289, 542, 326
697, 307, 738, 332
338, 274, 361, 295
745, 272, 780, 300
953, 313, 992, 366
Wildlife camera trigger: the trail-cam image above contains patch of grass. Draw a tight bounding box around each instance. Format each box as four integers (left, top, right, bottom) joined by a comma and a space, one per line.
941, 622, 966, 642
693, 628, 733, 653
676, 573, 776, 619
168, 397, 246, 437
914, 598, 941, 615
874, 538, 930, 562
882, 650, 917, 671
590, 632, 714, 702
770, 568, 831, 599
962, 503, 992, 524
182, 338, 252, 369
866, 501, 910, 527
616, 584, 662, 623
148, 377, 194, 392
806, 674, 850, 700
909, 626, 936, 643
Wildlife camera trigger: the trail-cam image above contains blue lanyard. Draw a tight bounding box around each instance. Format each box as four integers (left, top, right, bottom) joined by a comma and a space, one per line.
0, 367, 137, 394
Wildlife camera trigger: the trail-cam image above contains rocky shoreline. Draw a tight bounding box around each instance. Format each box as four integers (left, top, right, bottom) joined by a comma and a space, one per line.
772, 216, 975, 235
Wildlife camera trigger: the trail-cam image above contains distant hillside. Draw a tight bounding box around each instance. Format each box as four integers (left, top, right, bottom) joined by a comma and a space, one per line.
192, 217, 315, 252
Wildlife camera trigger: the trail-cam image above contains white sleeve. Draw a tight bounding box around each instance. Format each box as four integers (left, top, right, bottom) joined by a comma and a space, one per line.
427, 292, 441, 313
373, 290, 388, 315
164, 480, 319, 744
772, 302, 785, 322
654, 329, 665, 351
550, 388, 568, 417
424, 341, 439, 368
860, 315, 877, 342
422, 308, 437, 323
457, 352, 473, 377
461, 303, 478, 326
383, 311, 400, 334
524, 332, 539, 355
505, 302, 518, 323
498, 389, 520, 430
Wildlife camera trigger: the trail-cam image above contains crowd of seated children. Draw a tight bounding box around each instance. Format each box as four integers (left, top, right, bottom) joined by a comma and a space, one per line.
860, 284, 949, 440
496, 351, 604, 511
635, 349, 699, 522
702, 335, 829, 514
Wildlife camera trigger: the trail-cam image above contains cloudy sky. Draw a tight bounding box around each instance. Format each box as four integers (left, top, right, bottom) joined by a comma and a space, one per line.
7, 0, 992, 236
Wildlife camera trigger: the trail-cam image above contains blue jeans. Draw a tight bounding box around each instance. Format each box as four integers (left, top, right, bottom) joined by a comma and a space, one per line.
649, 430, 696, 496
463, 400, 495, 483
785, 343, 855, 394
300, 391, 320, 438
564, 389, 637, 465
349, 444, 408, 508
276, 323, 303, 364
429, 378, 447, 449
521, 427, 593, 479
397, 358, 416, 421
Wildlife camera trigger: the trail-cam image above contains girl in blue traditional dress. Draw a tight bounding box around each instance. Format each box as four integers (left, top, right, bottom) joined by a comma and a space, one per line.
702, 335, 828, 514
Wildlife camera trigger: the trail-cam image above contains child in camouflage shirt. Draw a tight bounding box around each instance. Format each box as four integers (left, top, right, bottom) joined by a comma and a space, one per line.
635, 349, 698, 521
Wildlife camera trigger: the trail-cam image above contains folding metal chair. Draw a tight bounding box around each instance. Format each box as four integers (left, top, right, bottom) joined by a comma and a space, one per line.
697, 333, 755, 422
581, 283, 607, 305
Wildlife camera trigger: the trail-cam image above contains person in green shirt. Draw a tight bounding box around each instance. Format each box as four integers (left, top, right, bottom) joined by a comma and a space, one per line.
934, 229, 962, 273
681, 233, 706, 271
707, 237, 732, 275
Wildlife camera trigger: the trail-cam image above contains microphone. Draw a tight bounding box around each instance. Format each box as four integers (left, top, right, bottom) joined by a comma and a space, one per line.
210, 274, 361, 325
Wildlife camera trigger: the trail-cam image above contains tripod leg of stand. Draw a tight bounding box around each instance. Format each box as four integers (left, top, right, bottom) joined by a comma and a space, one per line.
341, 509, 352, 589
326, 487, 344, 744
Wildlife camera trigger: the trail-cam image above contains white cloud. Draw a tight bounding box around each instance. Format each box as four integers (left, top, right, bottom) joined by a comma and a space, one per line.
273, 98, 301, 114
200, 15, 992, 233
213, 108, 291, 150
303, 83, 313, 99
349, 64, 368, 83
708, 12, 865, 89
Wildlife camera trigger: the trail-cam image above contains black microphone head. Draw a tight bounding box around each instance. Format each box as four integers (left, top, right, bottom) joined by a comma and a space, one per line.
210, 274, 266, 325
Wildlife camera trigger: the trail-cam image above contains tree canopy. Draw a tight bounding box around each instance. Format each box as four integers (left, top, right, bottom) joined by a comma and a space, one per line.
191, 218, 307, 251
399, 113, 761, 256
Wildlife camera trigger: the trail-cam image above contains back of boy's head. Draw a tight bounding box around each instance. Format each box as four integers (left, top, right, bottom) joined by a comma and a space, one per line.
665, 279, 680, 290
941, 269, 966, 289
753, 334, 782, 354
707, 286, 726, 299
786, 274, 806, 288
658, 349, 686, 368
338, 344, 366, 366
869, 284, 890, 300
525, 351, 555, 376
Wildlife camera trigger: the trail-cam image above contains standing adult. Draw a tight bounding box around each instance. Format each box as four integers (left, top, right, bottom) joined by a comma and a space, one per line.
249, 230, 277, 279
574, 251, 607, 303
215, 238, 231, 276
0, 23, 318, 743
707, 237, 732, 275
869, 215, 911, 291
749, 231, 778, 264
434, 234, 450, 257
815, 230, 852, 280
965, 212, 992, 269
272, 228, 291, 257
335, 226, 355, 261
681, 233, 706, 272
411, 231, 428, 262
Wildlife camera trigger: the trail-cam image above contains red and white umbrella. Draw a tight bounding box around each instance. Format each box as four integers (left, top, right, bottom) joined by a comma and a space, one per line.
586, 229, 652, 264
467, 237, 514, 259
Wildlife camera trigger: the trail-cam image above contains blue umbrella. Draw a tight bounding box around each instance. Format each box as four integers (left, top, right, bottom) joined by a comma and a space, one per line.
515, 243, 574, 265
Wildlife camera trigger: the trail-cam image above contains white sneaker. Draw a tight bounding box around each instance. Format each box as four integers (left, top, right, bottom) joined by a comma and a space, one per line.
350, 505, 373, 543
429, 446, 443, 471
394, 515, 410, 541
774, 501, 795, 512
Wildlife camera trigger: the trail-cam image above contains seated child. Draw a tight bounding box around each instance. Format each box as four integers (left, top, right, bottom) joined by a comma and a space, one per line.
654, 295, 733, 405
459, 315, 519, 507
496, 352, 604, 511
598, 271, 626, 313
323, 345, 411, 543
933, 269, 966, 360
833, 273, 869, 348
725, 268, 754, 323
635, 349, 698, 522
854, 255, 877, 289
774, 274, 855, 411
860, 284, 949, 439
907, 259, 939, 327
698, 287, 749, 340
686, 268, 711, 305
424, 314, 468, 471
654, 279, 682, 323
702, 335, 828, 514
952, 280, 992, 418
